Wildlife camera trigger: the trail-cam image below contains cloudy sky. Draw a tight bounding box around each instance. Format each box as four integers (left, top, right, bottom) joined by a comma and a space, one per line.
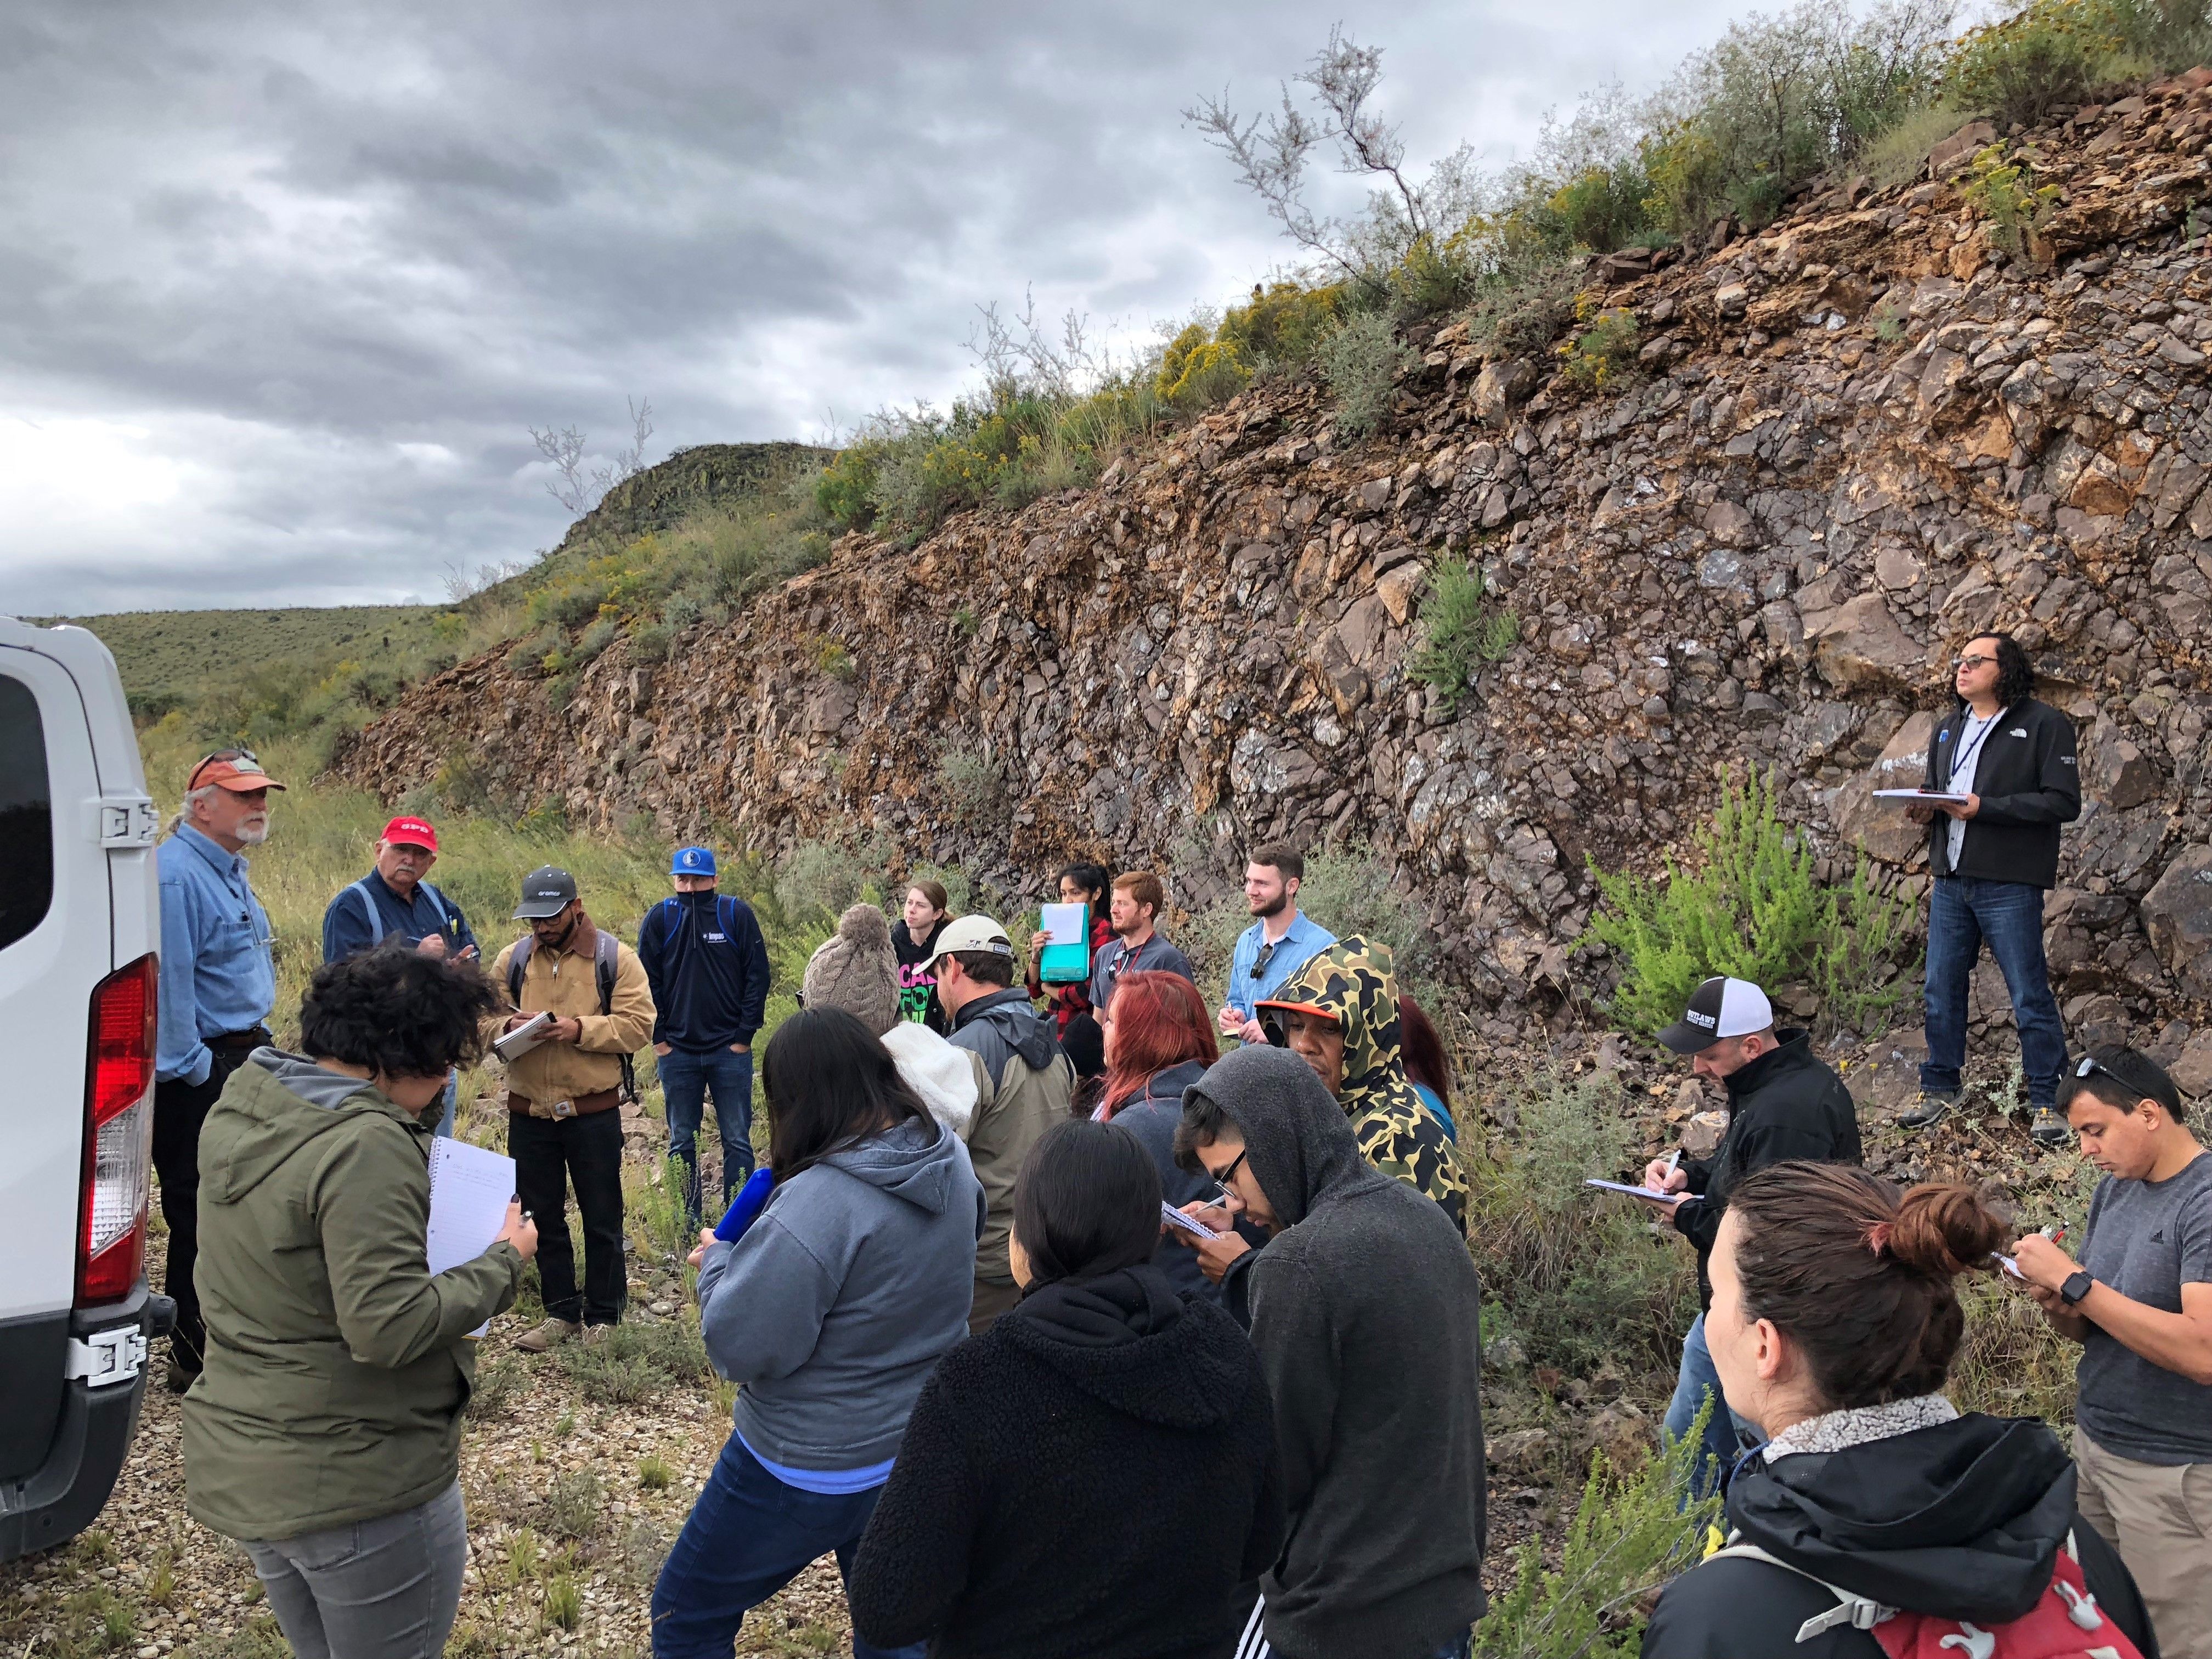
2, 0, 1746, 616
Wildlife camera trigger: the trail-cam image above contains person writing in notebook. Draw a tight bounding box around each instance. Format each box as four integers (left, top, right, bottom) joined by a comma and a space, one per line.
1641, 976, 1861, 1494
2011, 1045, 2212, 1656
1217, 843, 1334, 1045
1898, 632, 2079, 1147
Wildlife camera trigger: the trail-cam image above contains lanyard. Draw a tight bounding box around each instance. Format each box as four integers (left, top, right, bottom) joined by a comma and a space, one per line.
1950, 709, 2001, 787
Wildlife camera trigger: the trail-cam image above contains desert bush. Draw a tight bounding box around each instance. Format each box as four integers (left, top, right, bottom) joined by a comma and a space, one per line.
1472, 1073, 1700, 1379
1317, 311, 1415, 438
628, 621, 672, 663
1472, 1412, 1721, 1657
1217, 281, 1345, 369
1558, 295, 1641, 388
468, 1354, 526, 1419
556, 1318, 711, 1406
1858, 99, 1980, 184
775, 835, 892, 923
1941, 0, 2154, 127
1585, 769, 1920, 1039
1961, 143, 2062, 253
1407, 558, 1520, 711
938, 744, 1009, 826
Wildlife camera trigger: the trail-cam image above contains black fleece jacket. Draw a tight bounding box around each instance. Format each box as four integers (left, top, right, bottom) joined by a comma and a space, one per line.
1922, 697, 2080, 889
847, 1263, 1283, 1659
1644, 1412, 2157, 1658
1193, 1045, 1486, 1659
1672, 1031, 1861, 1307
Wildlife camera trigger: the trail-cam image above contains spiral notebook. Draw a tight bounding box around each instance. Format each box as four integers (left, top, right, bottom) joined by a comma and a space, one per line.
1039, 902, 1092, 984
427, 1137, 515, 1336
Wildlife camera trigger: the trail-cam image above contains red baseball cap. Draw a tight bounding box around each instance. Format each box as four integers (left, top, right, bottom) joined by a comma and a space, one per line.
380, 816, 439, 853
186, 748, 286, 794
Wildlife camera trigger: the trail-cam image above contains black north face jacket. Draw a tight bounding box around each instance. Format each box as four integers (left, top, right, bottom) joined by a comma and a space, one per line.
1923, 697, 2081, 889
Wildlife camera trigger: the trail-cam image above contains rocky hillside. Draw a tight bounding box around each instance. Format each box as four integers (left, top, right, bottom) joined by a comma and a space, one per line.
341, 77, 2212, 1078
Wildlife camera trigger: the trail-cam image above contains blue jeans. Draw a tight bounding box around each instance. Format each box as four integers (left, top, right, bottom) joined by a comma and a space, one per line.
651, 1436, 924, 1659
659, 1047, 754, 1223
1921, 877, 2067, 1110
1664, 1313, 1759, 1498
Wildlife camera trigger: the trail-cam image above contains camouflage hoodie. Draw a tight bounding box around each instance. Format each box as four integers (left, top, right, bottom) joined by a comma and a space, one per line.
1256, 936, 1468, 1231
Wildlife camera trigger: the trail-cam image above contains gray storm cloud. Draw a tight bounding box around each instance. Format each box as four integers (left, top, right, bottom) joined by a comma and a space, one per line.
0, 0, 1735, 614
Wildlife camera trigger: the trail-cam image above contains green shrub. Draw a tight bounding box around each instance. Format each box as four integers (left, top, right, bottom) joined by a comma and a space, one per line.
637, 1453, 674, 1491
629, 622, 672, 663
543, 1470, 604, 1541
1317, 311, 1414, 439
556, 1319, 711, 1404
542, 1573, 583, 1630
1408, 559, 1519, 711
1961, 143, 2062, 254
1859, 100, 1980, 186
938, 744, 1009, 826
468, 1353, 525, 1419
815, 448, 879, 531
1584, 769, 1921, 1039
1559, 294, 1641, 389
1943, 0, 2132, 128
1216, 281, 1344, 368
1472, 1410, 1722, 1657
1473, 1073, 1700, 1379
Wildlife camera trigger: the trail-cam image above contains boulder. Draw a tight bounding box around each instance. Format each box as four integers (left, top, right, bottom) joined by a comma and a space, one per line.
1809, 594, 1927, 694
1928, 120, 1999, 177
1833, 712, 1936, 864
2171, 1031, 2212, 1099
2086, 720, 2163, 813
2143, 845, 2212, 998
1474, 358, 1537, 422
801, 679, 858, 736
1704, 500, 1756, 546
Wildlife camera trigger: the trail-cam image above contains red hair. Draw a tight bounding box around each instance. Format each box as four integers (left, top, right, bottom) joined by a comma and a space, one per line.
1399, 995, 1452, 1109
1099, 970, 1218, 1119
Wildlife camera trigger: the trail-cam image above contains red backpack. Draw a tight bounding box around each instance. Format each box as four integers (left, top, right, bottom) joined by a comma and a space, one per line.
1707, 1530, 2145, 1658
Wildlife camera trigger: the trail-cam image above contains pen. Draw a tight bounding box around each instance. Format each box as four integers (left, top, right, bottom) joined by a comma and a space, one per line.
1663, 1149, 1681, 1183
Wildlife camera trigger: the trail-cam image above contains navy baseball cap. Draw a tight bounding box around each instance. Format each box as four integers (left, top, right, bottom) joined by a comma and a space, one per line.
672, 845, 718, 877
513, 865, 579, 919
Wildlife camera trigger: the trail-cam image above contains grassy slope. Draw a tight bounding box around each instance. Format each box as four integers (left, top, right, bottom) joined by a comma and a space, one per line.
36, 607, 449, 704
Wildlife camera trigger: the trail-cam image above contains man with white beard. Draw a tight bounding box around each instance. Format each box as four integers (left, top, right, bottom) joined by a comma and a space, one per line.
154, 748, 284, 1393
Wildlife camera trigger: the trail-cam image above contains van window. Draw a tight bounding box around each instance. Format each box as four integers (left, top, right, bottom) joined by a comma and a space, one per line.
0, 674, 54, 951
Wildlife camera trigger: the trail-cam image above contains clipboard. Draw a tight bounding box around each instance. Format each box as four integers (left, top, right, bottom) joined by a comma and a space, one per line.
1039, 903, 1091, 985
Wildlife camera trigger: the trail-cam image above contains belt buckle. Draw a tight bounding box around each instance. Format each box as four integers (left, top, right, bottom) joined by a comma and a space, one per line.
551, 1099, 575, 1120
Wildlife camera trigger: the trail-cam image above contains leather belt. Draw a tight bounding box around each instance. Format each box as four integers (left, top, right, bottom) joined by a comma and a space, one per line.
509, 1089, 619, 1121
208, 1026, 273, 1052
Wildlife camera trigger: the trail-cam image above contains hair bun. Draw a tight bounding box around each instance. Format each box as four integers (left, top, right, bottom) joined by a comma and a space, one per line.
1889, 1183, 2008, 1277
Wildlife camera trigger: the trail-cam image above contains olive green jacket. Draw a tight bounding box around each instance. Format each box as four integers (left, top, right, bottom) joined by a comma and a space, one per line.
180, 1051, 523, 1541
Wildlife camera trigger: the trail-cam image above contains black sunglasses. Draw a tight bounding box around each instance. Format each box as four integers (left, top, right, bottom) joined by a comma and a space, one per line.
1249, 940, 1280, 979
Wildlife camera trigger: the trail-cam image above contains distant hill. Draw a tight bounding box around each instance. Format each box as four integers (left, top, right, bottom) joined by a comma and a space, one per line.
33, 605, 449, 713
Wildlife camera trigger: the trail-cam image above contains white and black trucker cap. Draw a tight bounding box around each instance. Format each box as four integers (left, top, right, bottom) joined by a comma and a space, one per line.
1655, 975, 1774, 1054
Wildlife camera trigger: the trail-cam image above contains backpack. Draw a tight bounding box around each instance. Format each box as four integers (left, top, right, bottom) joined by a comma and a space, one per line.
347, 877, 452, 945
1706, 1530, 2145, 1658
508, 929, 637, 1104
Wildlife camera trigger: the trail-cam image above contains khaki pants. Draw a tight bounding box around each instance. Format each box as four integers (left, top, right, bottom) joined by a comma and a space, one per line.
2075, 1425, 2212, 1659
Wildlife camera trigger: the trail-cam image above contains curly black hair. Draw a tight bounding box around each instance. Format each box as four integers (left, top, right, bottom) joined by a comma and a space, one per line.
1959, 630, 2037, 709
300, 944, 503, 1079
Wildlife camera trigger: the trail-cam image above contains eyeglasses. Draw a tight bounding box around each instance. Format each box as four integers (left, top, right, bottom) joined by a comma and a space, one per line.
1206, 1147, 1250, 1207
1953, 654, 1994, 672
1249, 940, 1279, 979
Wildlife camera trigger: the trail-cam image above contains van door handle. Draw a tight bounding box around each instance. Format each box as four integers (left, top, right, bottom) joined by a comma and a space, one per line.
89, 795, 159, 849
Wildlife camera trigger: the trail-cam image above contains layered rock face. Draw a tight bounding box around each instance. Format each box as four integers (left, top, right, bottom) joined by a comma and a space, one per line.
344, 79, 2212, 1054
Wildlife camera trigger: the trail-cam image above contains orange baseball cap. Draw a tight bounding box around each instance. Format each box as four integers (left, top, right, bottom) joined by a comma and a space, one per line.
381, 815, 438, 853
186, 748, 286, 794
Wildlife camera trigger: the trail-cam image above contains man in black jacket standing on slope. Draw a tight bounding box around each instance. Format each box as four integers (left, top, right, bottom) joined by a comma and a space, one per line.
636, 846, 771, 1226
1643, 977, 1861, 1494
1899, 632, 2080, 1148
1173, 1045, 1485, 1659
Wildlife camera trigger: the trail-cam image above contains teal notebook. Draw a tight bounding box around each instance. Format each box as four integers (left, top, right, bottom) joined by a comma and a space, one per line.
1039, 903, 1092, 984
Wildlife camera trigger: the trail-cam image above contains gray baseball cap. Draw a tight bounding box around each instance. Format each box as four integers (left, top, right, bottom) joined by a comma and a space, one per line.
512, 865, 579, 920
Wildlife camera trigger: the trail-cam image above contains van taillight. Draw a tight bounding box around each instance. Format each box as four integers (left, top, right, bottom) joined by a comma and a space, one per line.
77, 954, 157, 1306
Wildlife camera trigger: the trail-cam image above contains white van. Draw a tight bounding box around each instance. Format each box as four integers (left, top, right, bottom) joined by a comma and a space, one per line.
0, 615, 168, 1561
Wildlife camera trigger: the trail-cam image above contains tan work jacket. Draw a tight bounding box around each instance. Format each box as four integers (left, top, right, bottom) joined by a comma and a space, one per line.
484, 915, 657, 1114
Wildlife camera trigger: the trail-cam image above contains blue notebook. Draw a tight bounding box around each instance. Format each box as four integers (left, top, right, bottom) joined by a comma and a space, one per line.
714, 1166, 776, 1242
1039, 902, 1092, 985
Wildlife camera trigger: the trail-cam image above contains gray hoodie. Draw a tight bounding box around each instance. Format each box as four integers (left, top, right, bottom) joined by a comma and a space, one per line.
696, 1114, 984, 1470
1192, 1045, 1486, 1659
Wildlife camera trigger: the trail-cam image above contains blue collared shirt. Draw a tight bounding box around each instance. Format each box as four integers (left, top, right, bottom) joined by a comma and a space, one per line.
321, 866, 478, 964
156, 825, 276, 1085
1223, 910, 1336, 1020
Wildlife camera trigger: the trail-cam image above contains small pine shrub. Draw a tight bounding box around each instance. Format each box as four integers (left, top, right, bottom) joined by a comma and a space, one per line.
1584, 769, 1920, 1039
1472, 1409, 1722, 1656
1317, 311, 1415, 439
1407, 559, 1519, 711
1961, 144, 2062, 256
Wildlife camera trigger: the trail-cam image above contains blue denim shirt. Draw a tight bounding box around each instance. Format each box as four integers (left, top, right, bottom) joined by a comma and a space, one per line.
1223, 910, 1336, 1020
156, 825, 276, 1085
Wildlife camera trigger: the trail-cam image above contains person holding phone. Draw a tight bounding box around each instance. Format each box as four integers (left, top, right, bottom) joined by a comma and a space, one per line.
181, 946, 536, 1659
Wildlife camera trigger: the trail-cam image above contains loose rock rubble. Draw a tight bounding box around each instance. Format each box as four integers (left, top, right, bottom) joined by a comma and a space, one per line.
342, 76, 2212, 1057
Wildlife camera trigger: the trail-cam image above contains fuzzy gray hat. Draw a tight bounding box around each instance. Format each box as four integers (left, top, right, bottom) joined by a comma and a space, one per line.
803, 903, 902, 1036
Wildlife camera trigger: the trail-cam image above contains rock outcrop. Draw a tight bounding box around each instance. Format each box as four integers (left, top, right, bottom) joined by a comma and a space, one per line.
344, 77, 2212, 1053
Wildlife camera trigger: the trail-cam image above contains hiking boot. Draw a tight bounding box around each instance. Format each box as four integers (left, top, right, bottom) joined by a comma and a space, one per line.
2030, 1109, 2072, 1149
580, 1323, 617, 1347
514, 1317, 580, 1353
163, 1357, 201, 1396
1900, 1091, 1959, 1130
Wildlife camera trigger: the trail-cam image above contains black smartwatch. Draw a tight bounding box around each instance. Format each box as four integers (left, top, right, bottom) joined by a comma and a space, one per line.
2059, 1270, 2095, 1306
